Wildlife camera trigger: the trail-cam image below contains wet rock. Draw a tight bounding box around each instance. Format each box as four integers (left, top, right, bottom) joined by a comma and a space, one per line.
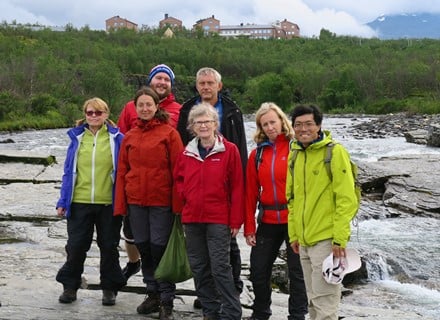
404, 129, 428, 144
427, 123, 440, 147
0, 138, 14, 144
0, 150, 56, 165
350, 113, 440, 146
357, 154, 440, 219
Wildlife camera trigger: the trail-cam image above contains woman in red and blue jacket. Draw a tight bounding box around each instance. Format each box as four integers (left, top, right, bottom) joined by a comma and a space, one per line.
244, 102, 308, 320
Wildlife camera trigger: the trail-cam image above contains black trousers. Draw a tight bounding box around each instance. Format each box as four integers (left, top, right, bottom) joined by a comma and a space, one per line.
56, 203, 126, 291
230, 236, 243, 292
249, 223, 308, 320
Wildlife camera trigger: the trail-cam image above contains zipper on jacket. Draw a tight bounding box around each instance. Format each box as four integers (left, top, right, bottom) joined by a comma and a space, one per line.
301, 150, 308, 246
90, 132, 98, 203
270, 144, 282, 223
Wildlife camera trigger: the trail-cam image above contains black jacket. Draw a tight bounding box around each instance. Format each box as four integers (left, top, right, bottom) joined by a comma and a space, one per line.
177, 94, 248, 171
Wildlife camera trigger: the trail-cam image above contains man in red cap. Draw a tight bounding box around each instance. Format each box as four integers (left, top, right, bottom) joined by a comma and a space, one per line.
117, 64, 182, 280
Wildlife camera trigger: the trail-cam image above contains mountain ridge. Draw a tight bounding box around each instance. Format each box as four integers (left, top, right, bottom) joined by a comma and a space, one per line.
367, 12, 440, 39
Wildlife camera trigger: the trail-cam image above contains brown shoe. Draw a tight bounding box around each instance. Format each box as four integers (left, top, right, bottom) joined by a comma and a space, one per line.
159, 302, 174, 320
59, 288, 77, 303
102, 290, 116, 306
136, 293, 160, 314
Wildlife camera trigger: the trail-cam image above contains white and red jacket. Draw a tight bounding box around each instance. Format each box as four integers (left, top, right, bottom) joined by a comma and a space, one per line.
173, 135, 244, 229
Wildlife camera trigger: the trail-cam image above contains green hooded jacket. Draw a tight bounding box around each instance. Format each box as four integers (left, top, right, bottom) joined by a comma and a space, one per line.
286, 130, 358, 248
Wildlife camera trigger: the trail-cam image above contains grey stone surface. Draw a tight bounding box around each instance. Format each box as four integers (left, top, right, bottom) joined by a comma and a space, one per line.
427, 123, 440, 147
0, 153, 437, 320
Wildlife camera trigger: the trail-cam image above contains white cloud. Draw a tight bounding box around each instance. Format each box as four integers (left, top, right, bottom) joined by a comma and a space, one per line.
0, 1, 53, 25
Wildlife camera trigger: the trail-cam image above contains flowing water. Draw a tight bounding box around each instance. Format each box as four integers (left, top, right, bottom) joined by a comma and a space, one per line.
1, 117, 440, 317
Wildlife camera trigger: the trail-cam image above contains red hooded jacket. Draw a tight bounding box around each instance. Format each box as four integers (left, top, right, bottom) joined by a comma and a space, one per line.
114, 118, 184, 215
244, 134, 291, 236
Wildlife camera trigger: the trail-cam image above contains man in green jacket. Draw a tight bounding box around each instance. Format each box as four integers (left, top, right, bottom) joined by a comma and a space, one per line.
286, 104, 358, 320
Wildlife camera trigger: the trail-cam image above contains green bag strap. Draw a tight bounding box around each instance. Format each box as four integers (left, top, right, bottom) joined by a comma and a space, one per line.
324, 142, 336, 180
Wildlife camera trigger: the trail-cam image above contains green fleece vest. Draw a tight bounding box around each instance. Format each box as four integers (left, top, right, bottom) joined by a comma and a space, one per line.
72, 125, 113, 204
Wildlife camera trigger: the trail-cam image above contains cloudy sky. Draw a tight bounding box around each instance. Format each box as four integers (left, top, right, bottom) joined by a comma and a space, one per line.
1, 0, 439, 38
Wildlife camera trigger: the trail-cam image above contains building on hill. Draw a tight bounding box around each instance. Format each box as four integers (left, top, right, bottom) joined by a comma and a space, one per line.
103, 14, 299, 39
219, 19, 300, 39
105, 15, 138, 31
193, 15, 220, 34
159, 13, 183, 30
277, 19, 300, 38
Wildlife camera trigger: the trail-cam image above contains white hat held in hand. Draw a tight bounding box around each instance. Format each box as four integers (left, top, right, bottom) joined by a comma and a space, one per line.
322, 248, 361, 285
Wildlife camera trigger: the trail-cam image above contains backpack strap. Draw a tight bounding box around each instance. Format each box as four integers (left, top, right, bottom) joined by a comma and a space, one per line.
324, 142, 336, 180
255, 145, 264, 172
289, 148, 299, 174
255, 146, 264, 223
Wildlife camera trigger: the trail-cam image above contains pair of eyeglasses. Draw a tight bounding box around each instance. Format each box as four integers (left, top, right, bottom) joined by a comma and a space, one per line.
193, 120, 215, 127
85, 110, 104, 116
293, 121, 316, 129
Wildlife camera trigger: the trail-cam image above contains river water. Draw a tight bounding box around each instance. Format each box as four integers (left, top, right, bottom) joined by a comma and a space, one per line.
1, 117, 439, 318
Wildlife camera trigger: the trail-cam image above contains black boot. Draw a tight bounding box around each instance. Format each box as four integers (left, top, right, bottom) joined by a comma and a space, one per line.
102, 290, 116, 306
59, 288, 77, 304
159, 300, 174, 320
137, 293, 160, 314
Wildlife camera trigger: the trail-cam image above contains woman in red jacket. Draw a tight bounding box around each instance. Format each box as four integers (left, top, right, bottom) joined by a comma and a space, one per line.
244, 102, 308, 320
174, 102, 244, 320
114, 87, 183, 319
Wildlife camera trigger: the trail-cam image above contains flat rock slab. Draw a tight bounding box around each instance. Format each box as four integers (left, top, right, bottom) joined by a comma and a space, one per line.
0, 182, 60, 218
0, 149, 56, 166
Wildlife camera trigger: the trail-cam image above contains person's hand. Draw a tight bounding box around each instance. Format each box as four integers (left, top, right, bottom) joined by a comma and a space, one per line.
57, 207, 66, 217
230, 228, 239, 238
290, 240, 300, 254
245, 234, 256, 246
332, 244, 346, 258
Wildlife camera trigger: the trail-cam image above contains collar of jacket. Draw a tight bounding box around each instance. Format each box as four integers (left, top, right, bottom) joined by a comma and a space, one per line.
68, 122, 120, 138
292, 130, 333, 151
295, 130, 327, 149
257, 134, 290, 149
184, 134, 226, 161
160, 92, 176, 106
135, 117, 164, 131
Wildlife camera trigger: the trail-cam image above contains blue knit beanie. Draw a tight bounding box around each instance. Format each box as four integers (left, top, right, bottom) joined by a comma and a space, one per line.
147, 64, 175, 86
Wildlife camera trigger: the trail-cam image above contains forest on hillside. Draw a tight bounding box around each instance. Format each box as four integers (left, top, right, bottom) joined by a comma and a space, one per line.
1, 25, 440, 130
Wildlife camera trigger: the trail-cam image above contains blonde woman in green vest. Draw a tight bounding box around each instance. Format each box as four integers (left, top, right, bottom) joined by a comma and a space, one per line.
56, 97, 126, 306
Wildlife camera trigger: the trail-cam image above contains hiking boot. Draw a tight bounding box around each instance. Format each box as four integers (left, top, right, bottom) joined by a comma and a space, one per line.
58, 288, 77, 303
122, 260, 141, 280
102, 290, 116, 306
159, 301, 174, 320
193, 297, 202, 309
136, 293, 160, 314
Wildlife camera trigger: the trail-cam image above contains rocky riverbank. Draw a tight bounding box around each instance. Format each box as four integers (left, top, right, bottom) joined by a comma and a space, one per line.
343, 113, 440, 145
1, 116, 439, 320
